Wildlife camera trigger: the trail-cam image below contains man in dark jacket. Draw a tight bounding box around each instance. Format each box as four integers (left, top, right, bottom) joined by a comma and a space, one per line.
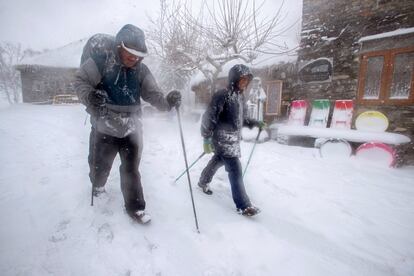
74, 24, 181, 223
198, 64, 265, 217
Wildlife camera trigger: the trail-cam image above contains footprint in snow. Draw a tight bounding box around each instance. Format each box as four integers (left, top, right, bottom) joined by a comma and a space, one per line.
97, 223, 114, 243
40, 176, 50, 185
144, 236, 158, 252
49, 219, 70, 243
101, 207, 114, 216
49, 233, 67, 243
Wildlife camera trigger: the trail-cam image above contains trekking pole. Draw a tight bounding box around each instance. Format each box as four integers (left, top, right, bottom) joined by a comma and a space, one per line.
84, 111, 93, 205
91, 127, 97, 206
175, 152, 206, 182
175, 106, 200, 233
90, 109, 103, 206
90, 105, 106, 206
243, 128, 262, 178
91, 184, 94, 206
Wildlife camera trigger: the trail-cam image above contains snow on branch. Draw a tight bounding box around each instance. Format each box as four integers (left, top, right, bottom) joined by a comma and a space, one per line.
147, 0, 297, 92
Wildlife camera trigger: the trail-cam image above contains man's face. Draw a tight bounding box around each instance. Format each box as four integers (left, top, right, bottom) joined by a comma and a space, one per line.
238, 76, 250, 92
119, 46, 142, 68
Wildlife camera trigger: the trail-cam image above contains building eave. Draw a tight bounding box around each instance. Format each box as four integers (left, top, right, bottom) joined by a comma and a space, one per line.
14, 64, 77, 72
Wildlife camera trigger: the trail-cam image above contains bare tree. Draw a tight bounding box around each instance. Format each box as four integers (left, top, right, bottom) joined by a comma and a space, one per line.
0, 42, 36, 104
147, 0, 297, 94
147, 0, 200, 92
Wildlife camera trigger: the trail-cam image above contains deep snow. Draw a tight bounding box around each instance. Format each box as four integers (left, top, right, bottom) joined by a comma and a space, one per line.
0, 104, 413, 276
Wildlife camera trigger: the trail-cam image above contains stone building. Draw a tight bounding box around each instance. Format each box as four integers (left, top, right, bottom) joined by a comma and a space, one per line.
15, 65, 77, 103
15, 38, 166, 105
293, 0, 414, 164
15, 39, 86, 103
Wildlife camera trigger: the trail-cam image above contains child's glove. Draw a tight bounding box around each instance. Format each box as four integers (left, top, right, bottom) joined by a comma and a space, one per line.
257, 121, 267, 131
203, 138, 214, 154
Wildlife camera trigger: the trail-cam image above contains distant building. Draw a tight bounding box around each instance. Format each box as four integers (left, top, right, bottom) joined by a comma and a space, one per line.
15, 39, 86, 103
14, 38, 164, 105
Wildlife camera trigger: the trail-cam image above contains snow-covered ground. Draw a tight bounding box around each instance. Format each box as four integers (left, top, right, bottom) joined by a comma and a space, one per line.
0, 104, 413, 276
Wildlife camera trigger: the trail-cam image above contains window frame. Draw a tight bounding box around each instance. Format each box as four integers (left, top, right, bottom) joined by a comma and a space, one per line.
357, 46, 414, 106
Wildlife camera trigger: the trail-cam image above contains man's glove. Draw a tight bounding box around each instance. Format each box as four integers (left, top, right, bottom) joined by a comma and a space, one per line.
203, 138, 214, 154
88, 90, 108, 107
257, 121, 267, 131
166, 90, 182, 109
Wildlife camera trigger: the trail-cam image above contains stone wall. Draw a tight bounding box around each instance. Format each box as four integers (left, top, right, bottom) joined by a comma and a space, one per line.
297, 0, 414, 99
16, 65, 77, 103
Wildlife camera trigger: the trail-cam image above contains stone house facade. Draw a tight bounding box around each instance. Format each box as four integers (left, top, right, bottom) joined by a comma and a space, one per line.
293, 0, 414, 164
15, 39, 85, 103
15, 65, 77, 103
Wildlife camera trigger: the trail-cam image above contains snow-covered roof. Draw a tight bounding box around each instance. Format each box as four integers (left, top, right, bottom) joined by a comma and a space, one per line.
19, 39, 87, 68
18, 38, 162, 72
189, 58, 249, 87
358, 27, 414, 43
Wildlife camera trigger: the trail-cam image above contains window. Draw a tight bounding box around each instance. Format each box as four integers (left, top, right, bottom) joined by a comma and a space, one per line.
299, 58, 333, 83
357, 46, 414, 105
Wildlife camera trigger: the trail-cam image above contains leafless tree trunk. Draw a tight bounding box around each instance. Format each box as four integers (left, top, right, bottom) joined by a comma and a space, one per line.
0, 42, 27, 104
147, 0, 298, 95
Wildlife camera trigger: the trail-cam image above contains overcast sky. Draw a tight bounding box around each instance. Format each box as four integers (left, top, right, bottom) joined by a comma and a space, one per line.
0, 0, 302, 51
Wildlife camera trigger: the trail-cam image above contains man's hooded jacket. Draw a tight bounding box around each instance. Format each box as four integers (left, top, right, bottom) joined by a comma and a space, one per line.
74, 25, 170, 138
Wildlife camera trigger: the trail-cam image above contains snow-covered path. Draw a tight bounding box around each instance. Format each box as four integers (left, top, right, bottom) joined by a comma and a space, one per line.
0, 104, 413, 276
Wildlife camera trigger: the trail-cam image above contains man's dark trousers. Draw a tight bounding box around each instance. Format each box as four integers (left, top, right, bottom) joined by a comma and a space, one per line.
89, 127, 145, 211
